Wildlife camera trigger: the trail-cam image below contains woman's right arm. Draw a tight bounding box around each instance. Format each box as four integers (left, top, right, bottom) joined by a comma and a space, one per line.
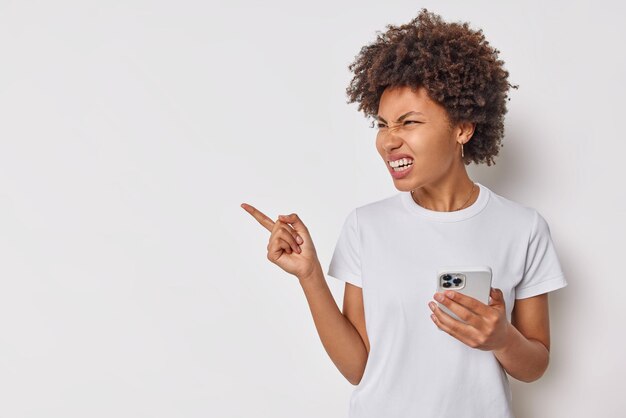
298, 265, 369, 385
241, 204, 368, 385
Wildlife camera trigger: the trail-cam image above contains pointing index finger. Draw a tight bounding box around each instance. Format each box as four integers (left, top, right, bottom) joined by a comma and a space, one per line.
241, 203, 275, 232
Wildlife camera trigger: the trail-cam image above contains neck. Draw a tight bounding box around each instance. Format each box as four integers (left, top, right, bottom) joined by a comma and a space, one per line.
411, 174, 477, 212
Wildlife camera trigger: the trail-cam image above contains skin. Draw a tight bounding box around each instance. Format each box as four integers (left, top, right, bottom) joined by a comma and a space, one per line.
242, 84, 551, 384
241, 205, 369, 385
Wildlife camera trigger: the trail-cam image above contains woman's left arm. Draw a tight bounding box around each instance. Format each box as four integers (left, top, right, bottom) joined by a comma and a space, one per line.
429, 288, 550, 383
492, 293, 550, 383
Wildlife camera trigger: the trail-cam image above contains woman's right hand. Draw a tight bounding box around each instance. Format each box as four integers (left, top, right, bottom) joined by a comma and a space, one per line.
241, 203, 321, 280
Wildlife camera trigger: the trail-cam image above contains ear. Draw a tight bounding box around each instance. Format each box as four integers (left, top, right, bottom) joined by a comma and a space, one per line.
455, 121, 475, 143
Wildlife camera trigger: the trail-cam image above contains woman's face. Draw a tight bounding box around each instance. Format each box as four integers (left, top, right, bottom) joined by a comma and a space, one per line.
375, 85, 469, 191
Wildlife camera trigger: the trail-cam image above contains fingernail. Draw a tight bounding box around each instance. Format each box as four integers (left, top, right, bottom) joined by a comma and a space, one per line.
296, 236, 303, 244
434, 293, 444, 302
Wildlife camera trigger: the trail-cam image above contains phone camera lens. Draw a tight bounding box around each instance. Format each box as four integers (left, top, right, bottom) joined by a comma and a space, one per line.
442, 282, 451, 288
453, 278, 462, 285
442, 274, 452, 281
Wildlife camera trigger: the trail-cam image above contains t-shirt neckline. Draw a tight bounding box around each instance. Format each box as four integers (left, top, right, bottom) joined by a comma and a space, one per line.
400, 182, 490, 222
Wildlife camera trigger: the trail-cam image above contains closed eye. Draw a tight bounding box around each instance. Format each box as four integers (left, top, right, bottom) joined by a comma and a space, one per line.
375, 120, 422, 128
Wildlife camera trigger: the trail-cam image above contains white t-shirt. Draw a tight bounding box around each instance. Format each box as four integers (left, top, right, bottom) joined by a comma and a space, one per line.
326, 182, 567, 418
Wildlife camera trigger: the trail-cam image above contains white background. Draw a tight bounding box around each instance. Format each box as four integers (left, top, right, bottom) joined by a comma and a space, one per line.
0, 0, 623, 417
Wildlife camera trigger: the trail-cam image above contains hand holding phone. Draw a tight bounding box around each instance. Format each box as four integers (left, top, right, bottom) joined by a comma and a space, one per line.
431, 266, 511, 351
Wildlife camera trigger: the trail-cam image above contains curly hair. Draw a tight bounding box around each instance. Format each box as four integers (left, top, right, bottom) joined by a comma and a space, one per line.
346, 8, 518, 166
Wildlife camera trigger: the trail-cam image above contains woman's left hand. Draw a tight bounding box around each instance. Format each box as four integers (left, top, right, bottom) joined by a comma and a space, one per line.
428, 287, 511, 351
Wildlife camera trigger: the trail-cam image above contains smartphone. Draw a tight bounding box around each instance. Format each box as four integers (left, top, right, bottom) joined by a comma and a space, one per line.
435, 266, 492, 323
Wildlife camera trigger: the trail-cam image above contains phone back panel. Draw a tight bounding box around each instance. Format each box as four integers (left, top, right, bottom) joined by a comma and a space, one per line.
435, 266, 492, 323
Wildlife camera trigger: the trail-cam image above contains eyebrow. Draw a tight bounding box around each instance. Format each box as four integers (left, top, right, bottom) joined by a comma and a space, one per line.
374, 111, 424, 123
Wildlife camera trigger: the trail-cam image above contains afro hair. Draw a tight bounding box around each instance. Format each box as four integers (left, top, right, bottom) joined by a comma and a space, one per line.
346, 8, 519, 166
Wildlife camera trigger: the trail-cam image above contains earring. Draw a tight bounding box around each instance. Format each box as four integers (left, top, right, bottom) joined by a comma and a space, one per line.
461, 142, 464, 158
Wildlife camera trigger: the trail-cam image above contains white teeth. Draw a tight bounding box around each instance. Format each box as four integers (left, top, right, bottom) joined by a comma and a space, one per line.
389, 158, 414, 168
392, 164, 412, 172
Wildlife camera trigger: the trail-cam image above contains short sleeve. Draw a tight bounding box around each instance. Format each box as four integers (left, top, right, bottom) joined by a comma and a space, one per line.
327, 208, 362, 288
515, 210, 568, 299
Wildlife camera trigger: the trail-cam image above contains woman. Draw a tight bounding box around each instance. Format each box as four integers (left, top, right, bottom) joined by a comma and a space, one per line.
242, 8, 567, 418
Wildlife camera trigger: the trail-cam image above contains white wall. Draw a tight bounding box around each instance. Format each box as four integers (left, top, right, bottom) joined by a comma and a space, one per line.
0, 1, 623, 417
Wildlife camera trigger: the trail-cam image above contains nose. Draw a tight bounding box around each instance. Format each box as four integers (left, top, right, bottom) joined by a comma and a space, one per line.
378, 128, 404, 152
